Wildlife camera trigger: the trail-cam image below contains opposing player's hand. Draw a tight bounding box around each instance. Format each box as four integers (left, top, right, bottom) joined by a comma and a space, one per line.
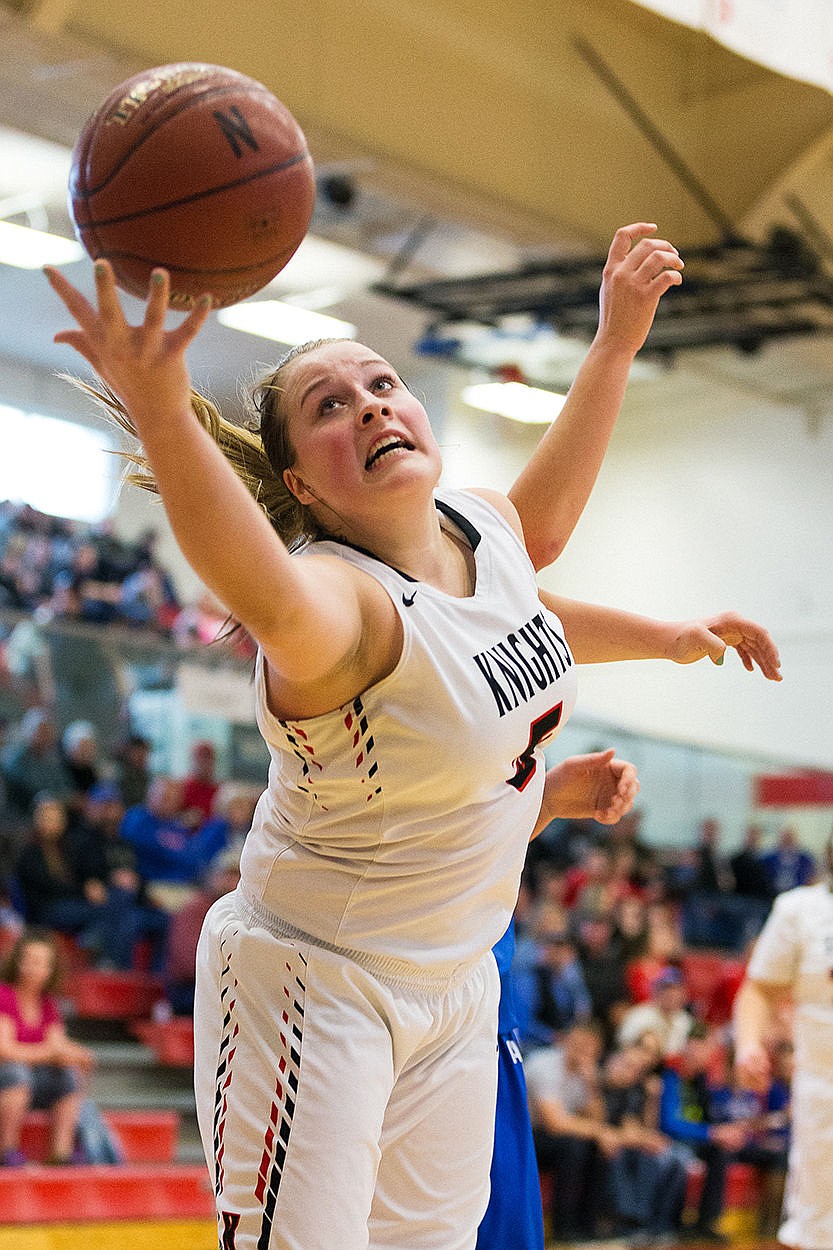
596, 222, 684, 357
44, 261, 212, 429
666, 612, 782, 680
734, 1041, 773, 1093
537, 749, 640, 831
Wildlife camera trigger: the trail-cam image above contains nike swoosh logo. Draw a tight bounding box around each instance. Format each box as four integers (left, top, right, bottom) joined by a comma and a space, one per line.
402, 590, 417, 607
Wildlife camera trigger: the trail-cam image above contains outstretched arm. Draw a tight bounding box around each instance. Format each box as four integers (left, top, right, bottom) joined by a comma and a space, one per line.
543, 591, 782, 680
44, 262, 383, 693
508, 223, 683, 570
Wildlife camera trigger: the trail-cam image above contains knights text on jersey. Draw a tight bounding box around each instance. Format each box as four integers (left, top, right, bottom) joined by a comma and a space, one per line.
239, 488, 577, 974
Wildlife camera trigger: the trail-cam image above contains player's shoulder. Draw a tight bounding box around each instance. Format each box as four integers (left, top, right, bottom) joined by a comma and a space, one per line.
771, 880, 830, 917
463, 487, 523, 536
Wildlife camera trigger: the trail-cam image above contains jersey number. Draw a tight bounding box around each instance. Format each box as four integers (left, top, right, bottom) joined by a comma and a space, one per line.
507, 703, 563, 792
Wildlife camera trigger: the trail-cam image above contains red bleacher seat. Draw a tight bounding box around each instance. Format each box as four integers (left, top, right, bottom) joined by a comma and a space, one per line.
0, 1163, 214, 1223
64, 968, 165, 1019
20, 1108, 179, 1164
132, 1016, 195, 1067
681, 951, 729, 1017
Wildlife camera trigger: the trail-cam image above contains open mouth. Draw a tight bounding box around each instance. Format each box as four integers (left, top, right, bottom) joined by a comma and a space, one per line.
365, 436, 414, 470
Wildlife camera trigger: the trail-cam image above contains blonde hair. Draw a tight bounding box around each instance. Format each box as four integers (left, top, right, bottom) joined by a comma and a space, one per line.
73, 337, 348, 549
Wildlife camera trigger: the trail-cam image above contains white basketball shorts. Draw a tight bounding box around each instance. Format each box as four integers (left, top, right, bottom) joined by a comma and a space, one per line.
194, 890, 500, 1250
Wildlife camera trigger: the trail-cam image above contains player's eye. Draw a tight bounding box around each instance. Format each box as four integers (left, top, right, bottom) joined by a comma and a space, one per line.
373, 374, 396, 392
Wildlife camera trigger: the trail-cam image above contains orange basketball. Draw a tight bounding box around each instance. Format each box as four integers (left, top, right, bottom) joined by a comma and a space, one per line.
68, 62, 316, 308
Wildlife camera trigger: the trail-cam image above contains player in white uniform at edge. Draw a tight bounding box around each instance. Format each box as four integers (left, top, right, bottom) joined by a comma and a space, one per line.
46, 223, 781, 1250
735, 834, 833, 1250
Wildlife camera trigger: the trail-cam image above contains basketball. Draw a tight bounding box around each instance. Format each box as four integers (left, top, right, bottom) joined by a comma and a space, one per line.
68, 62, 316, 308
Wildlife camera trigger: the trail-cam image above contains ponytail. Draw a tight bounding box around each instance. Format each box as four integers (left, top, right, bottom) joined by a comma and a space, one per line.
68, 336, 350, 548
69, 377, 313, 547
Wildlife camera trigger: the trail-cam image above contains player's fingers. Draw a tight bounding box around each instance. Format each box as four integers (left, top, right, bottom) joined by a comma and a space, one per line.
700, 630, 728, 666
53, 329, 102, 374
166, 292, 213, 351
143, 269, 170, 335
606, 222, 658, 265
44, 266, 100, 330
631, 243, 685, 282
93, 258, 126, 324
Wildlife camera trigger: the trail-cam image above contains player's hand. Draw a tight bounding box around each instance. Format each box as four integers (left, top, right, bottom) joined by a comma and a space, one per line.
734, 1041, 773, 1093
44, 261, 212, 431
710, 1122, 749, 1151
541, 749, 640, 826
665, 612, 782, 680
596, 223, 684, 357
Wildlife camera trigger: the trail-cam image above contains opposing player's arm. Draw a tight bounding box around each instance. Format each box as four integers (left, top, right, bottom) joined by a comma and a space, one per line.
508, 224, 684, 571
541, 590, 782, 679
733, 976, 793, 1092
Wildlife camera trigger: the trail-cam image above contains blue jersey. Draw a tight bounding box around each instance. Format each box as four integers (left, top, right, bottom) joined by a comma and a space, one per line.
477, 922, 545, 1250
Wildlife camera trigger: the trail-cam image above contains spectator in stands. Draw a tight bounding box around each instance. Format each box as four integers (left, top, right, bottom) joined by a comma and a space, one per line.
659, 1021, 748, 1243
118, 546, 180, 633
618, 966, 694, 1058
0, 709, 72, 818
564, 845, 614, 912
525, 1020, 618, 1242
60, 721, 101, 797
625, 912, 685, 1004
729, 824, 775, 902
607, 809, 661, 894
0, 926, 93, 1165
692, 818, 734, 894
179, 740, 219, 827
761, 825, 816, 894
65, 541, 123, 625
14, 794, 136, 965
602, 1039, 690, 1239
574, 910, 631, 1046
195, 782, 257, 863
113, 733, 152, 809
613, 893, 651, 966
684, 818, 750, 951
0, 881, 22, 957
74, 783, 169, 972
513, 926, 592, 1049
121, 777, 226, 912
162, 847, 242, 1015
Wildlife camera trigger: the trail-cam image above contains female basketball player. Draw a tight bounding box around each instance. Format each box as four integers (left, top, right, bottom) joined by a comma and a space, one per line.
45, 223, 780, 1250
734, 834, 833, 1250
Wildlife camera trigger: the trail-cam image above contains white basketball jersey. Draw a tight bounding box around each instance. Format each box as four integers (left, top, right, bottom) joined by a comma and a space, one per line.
239, 488, 577, 975
748, 881, 833, 1077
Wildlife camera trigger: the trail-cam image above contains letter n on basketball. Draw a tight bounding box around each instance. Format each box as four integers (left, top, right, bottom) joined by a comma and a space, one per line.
213, 106, 260, 157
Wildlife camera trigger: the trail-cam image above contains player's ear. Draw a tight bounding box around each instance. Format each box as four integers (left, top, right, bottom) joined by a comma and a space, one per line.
283, 466, 315, 505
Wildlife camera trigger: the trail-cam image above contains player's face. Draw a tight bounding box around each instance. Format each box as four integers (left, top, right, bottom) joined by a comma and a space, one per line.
281, 342, 442, 524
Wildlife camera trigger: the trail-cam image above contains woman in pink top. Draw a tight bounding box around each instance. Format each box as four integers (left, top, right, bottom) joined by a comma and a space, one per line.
0, 928, 94, 1165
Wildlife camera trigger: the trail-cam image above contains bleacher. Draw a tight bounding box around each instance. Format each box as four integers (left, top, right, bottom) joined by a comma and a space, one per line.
0, 950, 211, 1226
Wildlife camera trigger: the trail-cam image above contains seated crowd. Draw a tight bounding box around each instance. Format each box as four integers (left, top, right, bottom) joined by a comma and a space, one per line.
514, 812, 802, 1244
0, 499, 256, 654
0, 706, 257, 1167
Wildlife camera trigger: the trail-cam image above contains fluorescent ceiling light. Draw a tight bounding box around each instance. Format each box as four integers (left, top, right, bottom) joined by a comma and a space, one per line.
0, 221, 83, 268
461, 381, 567, 425
217, 300, 357, 345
